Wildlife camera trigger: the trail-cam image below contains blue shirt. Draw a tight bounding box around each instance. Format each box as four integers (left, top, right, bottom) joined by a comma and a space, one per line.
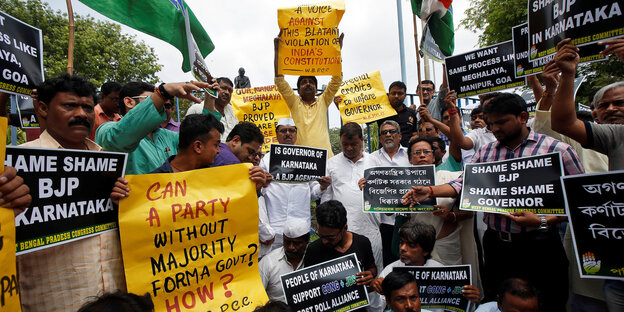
212, 143, 240, 167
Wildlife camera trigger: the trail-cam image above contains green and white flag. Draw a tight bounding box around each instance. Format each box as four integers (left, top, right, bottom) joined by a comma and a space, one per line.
411, 0, 454, 57
79, 0, 214, 72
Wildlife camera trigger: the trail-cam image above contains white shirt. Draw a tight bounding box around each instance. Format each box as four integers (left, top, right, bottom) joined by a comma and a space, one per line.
258, 247, 305, 302
185, 103, 239, 142
260, 153, 322, 250
379, 258, 444, 278
463, 127, 496, 164
370, 146, 410, 225
258, 196, 275, 259
322, 152, 383, 273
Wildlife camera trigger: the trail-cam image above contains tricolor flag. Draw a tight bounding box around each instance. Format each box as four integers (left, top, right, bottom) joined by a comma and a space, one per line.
411, 0, 454, 57
79, 0, 214, 72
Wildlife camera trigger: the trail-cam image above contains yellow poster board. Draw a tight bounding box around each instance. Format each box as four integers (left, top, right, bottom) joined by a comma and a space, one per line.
0, 116, 21, 311
337, 71, 397, 124
119, 164, 268, 312
231, 86, 291, 152
277, 1, 345, 76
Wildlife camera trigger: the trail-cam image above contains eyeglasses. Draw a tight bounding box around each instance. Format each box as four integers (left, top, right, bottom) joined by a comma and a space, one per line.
131, 95, 149, 101
380, 129, 399, 135
411, 149, 433, 156
279, 128, 297, 134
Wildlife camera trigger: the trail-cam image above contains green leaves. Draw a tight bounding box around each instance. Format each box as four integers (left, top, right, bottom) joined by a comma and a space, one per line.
0, 0, 161, 86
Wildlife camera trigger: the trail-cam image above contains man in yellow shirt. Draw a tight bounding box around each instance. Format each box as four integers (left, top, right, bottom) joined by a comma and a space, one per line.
273, 34, 343, 157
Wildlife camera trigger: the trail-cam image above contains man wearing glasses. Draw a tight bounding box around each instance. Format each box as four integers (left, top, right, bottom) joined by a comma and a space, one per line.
372, 81, 419, 148
415, 76, 447, 123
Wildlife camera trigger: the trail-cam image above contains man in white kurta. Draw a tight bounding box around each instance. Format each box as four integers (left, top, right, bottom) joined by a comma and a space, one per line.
260, 118, 329, 250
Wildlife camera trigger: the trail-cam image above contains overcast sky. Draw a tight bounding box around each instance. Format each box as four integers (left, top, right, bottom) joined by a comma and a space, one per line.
49, 0, 482, 126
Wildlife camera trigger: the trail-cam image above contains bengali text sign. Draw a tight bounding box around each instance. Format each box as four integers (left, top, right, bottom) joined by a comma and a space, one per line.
337, 71, 396, 124
231, 85, 291, 152
460, 153, 566, 215
395, 265, 472, 312
277, 1, 345, 76
527, 0, 624, 61
281, 253, 369, 312
363, 166, 437, 213
119, 164, 268, 312
562, 170, 624, 281
5, 147, 127, 254
445, 41, 525, 98
0, 10, 43, 96
269, 144, 327, 183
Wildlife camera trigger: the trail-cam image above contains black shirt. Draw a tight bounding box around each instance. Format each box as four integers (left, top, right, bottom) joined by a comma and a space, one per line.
303, 232, 376, 273
372, 105, 419, 148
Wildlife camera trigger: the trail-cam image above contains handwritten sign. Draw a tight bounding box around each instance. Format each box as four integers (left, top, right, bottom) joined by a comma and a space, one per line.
0, 117, 21, 310
281, 253, 369, 312
460, 153, 566, 215
527, 1, 624, 61
445, 41, 525, 98
119, 164, 268, 312
363, 166, 437, 213
336, 71, 397, 124
231, 85, 291, 152
5, 147, 127, 254
269, 144, 327, 183
277, 1, 345, 76
394, 265, 472, 312
562, 170, 624, 281
0, 10, 44, 96
512, 23, 606, 78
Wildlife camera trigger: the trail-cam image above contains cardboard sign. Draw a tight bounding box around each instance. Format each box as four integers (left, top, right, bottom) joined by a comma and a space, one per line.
119, 164, 268, 312
336, 71, 397, 124
231, 85, 291, 152
527, 1, 624, 61
5, 147, 127, 254
269, 144, 327, 183
0, 117, 21, 310
277, 1, 345, 76
281, 253, 369, 312
14, 94, 40, 128
460, 153, 566, 215
394, 265, 472, 312
0, 10, 44, 96
445, 41, 525, 98
363, 166, 437, 213
562, 170, 624, 281
512, 23, 606, 78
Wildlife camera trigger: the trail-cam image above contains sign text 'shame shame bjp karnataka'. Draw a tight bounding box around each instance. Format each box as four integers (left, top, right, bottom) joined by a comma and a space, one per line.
277, 1, 345, 76
337, 71, 396, 124
119, 164, 268, 312
231, 85, 291, 152
0, 117, 21, 311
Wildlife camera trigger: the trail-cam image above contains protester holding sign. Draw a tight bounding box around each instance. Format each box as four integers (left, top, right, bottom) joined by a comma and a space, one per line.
549, 37, 624, 312
273, 32, 343, 157
186, 77, 239, 141
260, 118, 330, 250
303, 200, 378, 311
403, 92, 583, 311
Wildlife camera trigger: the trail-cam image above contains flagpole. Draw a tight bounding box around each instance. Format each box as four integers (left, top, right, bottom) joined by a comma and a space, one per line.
412, 14, 424, 108
66, 0, 75, 74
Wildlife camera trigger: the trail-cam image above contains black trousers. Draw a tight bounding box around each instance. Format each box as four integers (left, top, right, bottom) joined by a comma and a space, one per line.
483, 228, 569, 312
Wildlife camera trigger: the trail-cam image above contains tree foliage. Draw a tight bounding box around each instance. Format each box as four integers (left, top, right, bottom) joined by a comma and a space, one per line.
0, 0, 162, 86
459, 0, 528, 47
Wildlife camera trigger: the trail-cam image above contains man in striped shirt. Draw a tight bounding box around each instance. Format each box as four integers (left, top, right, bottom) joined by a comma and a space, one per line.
403, 92, 583, 312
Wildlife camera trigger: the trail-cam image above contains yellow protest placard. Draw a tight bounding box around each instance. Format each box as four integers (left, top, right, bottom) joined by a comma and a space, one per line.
231, 86, 291, 152
337, 71, 397, 124
119, 164, 268, 312
0, 116, 21, 311
277, 1, 345, 76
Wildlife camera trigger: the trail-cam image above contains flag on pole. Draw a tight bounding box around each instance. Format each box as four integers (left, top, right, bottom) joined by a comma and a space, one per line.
411, 0, 454, 56
79, 0, 214, 72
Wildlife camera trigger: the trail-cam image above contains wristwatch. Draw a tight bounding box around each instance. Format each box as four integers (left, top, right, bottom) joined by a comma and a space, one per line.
538, 216, 548, 231
157, 83, 174, 101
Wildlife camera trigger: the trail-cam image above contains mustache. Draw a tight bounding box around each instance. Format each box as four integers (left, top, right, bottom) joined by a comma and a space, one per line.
68, 118, 91, 129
